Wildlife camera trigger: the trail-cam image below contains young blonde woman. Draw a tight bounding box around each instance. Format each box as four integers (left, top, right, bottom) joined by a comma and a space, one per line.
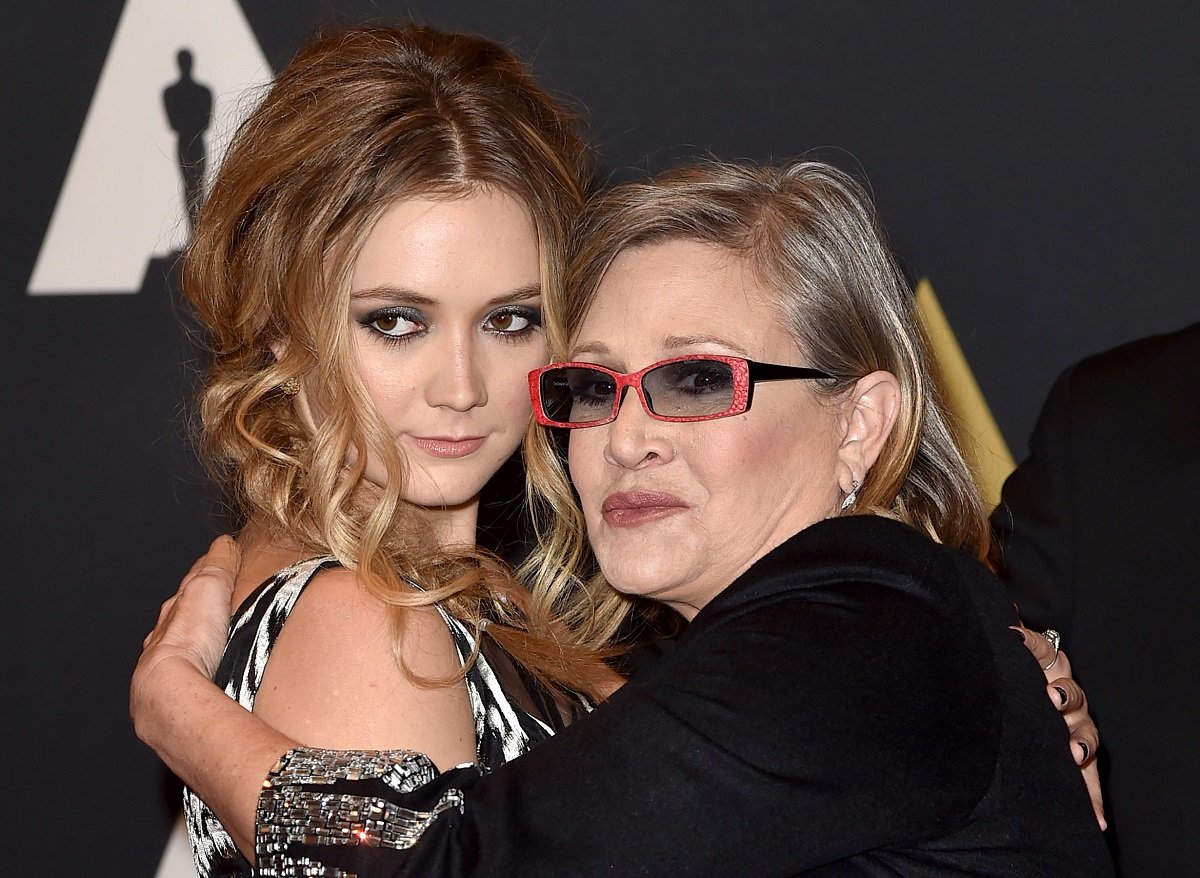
170, 24, 619, 876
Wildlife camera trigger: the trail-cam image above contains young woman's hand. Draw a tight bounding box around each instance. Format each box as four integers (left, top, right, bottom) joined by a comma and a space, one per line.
1015, 625, 1105, 830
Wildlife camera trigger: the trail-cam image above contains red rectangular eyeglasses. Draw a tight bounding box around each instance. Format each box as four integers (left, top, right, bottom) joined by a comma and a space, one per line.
528, 354, 834, 428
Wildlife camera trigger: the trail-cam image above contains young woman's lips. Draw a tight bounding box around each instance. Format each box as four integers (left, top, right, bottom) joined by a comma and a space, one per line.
600, 490, 688, 527
409, 436, 486, 458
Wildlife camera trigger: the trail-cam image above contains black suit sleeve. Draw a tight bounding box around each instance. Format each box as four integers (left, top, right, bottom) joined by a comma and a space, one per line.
992, 364, 1080, 635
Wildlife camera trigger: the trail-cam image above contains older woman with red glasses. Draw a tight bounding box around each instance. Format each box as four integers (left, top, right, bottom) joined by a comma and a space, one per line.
134, 159, 1111, 876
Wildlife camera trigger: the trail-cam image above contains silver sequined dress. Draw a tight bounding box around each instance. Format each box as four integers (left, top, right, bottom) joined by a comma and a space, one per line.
182, 556, 565, 877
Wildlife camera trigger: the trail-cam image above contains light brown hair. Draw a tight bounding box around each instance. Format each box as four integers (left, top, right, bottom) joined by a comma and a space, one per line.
185, 24, 611, 697
525, 159, 991, 638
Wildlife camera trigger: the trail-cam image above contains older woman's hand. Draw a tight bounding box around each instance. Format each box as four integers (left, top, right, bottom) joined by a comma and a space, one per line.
1014, 625, 1105, 830
130, 536, 292, 856
130, 536, 241, 735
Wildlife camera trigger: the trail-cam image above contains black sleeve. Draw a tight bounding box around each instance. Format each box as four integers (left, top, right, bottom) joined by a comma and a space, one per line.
991, 363, 1079, 634
256, 555, 999, 877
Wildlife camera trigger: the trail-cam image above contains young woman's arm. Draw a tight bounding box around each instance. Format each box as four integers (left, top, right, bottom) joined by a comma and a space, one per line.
132, 537, 478, 860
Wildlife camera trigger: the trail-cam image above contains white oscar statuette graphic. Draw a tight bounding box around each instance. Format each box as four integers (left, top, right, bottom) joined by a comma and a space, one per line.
27, 0, 272, 295
156, 816, 200, 878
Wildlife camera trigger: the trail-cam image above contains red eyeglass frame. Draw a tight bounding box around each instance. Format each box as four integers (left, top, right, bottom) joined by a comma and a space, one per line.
528, 354, 835, 428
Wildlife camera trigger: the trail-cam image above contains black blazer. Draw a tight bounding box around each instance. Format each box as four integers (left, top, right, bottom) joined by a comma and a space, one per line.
992, 321, 1200, 878
258, 516, 1112, 877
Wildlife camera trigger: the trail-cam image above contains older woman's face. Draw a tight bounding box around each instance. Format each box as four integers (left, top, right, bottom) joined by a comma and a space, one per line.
566, 239, 848, 618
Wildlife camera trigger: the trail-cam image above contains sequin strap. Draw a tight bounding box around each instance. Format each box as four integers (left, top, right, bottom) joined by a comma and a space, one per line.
256, 748, 465, 877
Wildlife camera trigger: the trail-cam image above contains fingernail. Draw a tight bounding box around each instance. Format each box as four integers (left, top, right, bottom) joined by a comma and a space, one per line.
1055, 686, 1068, 705
1078, 741, 1090, 760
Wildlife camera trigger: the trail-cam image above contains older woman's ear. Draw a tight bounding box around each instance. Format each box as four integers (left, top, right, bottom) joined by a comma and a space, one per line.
836, 371, 901, 492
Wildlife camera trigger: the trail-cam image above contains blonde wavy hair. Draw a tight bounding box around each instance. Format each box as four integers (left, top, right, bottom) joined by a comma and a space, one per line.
185, 24, 613, 698
524, 159, 992, 641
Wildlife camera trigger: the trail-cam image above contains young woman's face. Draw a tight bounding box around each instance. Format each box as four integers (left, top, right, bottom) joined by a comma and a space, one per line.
310, 188, 546, 520
565, 239, 848, 618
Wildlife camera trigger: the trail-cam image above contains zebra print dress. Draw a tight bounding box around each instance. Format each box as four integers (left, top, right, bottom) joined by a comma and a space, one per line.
183, 556, 565, 877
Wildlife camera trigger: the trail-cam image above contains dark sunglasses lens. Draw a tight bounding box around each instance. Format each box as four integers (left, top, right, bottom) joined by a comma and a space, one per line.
643, 359, 736, 417
540, 368, 618, 425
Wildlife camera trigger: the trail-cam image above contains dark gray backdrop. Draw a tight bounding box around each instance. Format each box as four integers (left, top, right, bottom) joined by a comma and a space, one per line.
2, 1, 1197, 873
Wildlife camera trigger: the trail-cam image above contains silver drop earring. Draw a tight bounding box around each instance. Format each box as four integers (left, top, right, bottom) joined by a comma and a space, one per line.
840, 479, 860, 512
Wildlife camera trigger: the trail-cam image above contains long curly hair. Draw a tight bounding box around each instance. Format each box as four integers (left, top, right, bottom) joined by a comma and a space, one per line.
184, 24, 613, 699
523, 159, 992, 640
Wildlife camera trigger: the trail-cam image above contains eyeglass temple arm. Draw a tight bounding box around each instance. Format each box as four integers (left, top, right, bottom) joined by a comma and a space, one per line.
746, 362, 836, 382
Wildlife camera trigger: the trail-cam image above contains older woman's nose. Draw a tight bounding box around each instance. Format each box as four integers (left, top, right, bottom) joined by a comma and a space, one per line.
426, 339, 488, 411
604, 389, 673, 468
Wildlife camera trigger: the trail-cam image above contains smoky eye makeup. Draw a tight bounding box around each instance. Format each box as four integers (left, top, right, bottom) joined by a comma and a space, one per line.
358, 305, 429, 344
484, 304, 543, 339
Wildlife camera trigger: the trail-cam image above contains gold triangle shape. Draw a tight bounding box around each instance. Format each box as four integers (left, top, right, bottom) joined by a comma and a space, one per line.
914, 278, 1014, 509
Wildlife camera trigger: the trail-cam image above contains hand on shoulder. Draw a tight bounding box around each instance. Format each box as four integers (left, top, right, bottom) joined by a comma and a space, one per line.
130, 536, 242, 756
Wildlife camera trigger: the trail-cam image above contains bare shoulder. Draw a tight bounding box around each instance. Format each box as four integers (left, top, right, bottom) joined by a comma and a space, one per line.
254, 565, 476, 769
